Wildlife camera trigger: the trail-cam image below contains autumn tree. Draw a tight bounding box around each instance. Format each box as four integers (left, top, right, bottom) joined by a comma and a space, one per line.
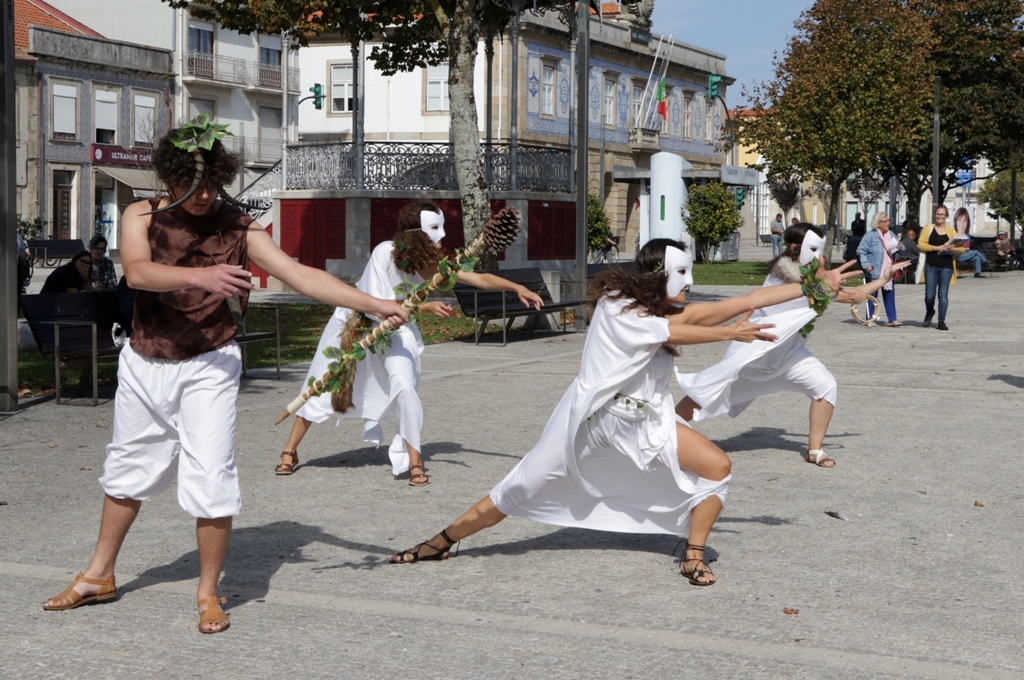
977, 170, 1024, 223
767, 176, 802, 222
739, 0, 933, 261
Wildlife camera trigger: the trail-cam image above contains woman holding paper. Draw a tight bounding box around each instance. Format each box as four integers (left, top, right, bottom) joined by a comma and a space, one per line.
918, 205, 965, 331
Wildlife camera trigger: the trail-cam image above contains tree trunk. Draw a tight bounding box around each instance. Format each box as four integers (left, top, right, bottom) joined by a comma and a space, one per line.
904, 171, 924, 230
823, 177, 844, 264
446, 1, 496, 269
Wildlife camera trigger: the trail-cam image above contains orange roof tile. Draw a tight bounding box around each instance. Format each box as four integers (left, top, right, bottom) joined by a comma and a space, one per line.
14, 0, 102, 57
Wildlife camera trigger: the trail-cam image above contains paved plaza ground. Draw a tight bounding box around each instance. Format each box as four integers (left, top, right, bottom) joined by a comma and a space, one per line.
2, 272, 1021, 679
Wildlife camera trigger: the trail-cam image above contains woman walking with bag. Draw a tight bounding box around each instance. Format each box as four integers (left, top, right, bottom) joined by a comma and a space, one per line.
857, 213, 903, 327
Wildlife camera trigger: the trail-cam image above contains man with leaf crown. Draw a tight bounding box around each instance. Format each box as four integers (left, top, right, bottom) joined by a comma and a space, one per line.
41, 117, 409, 634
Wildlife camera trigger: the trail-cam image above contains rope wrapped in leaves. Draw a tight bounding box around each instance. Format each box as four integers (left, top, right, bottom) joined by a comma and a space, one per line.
274, 207, 523, 425
798, 257, 836, 338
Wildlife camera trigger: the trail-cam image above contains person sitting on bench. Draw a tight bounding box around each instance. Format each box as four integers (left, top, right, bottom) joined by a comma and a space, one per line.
40, 250, 93, 293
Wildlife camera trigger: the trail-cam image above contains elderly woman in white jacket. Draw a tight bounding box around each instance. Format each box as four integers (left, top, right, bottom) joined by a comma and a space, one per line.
856, 213, 903, 327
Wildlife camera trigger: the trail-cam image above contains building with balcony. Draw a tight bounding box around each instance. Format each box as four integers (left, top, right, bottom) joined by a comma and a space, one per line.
13, 0, 174, 249
46, 0, 299, 191
252, 1, 731, 282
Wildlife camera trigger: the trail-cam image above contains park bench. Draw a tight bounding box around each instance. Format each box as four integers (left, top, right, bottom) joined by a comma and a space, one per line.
20, 291, 122, 405
453, 267, 583, 346
20, 293, 282, 405
28, 239, 87, 267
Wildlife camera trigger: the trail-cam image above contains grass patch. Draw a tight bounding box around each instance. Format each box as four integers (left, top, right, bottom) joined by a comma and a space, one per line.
693, 262, 769, 286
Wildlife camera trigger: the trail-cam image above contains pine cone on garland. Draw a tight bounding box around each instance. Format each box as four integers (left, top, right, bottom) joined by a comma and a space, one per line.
482, 207, 522, 252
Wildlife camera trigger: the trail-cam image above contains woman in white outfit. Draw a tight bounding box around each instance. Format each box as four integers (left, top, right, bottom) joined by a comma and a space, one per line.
390, 238, 857, 585
675, 224, 908, 468
276, 201, 543, 484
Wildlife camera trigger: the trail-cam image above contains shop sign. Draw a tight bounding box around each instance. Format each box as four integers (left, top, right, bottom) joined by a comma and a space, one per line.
90, 145, 153, 166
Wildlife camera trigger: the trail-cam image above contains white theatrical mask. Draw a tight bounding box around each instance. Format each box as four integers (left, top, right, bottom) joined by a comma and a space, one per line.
664, 245, 694, 297
420, 210, 445, 244
799, 230, 826, 265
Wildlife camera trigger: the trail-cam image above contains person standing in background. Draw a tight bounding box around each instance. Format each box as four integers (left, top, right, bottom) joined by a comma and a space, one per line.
770, 214, 785, 258
918, 205, 964, 331
857, 214, 903, 327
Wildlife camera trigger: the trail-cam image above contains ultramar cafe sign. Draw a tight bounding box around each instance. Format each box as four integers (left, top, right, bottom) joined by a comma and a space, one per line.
91, 145, 153, 166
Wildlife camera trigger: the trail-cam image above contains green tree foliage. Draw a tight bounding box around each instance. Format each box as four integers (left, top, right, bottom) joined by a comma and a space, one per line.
682, 183, 743, 264
976, 170, 1024, 222
586, 193, 612, 253
739, 0, 933, 261
873, 0, 1024, 229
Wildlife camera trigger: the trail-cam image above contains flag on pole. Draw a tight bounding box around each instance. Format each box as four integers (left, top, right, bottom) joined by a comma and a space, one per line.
656, 78, 668, 120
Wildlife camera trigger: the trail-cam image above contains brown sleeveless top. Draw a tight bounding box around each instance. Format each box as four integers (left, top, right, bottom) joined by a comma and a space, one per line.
130, 198, 253, 360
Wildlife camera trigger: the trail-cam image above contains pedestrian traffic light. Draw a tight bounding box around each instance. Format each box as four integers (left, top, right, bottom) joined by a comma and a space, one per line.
309, 83, 324, 110
707, 74, 723, 100
735, 186, 745, 209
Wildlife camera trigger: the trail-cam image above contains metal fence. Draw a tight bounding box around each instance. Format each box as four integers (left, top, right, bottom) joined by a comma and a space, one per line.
186, 52, 300, 93
223, 136, 283, 165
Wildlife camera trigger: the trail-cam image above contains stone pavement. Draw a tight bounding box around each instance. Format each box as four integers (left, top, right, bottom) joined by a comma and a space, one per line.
1, 272, 1021, 679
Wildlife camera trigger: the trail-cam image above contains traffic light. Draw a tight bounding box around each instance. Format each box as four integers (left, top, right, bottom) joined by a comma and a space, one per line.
309, 83, 324, 110
707, 74, 723, 100
735, 187, 745, 209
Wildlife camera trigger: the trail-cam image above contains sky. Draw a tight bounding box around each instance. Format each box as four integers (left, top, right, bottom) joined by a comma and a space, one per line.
651, 0, 814, 106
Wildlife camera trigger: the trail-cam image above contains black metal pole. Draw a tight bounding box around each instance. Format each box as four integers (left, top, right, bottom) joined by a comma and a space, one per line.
574, 0, 589, 327
1011, 168, 1017, 244
485, 32, 494, 186
932, 75, 941, 213
352, 41, 364, 189
510, 13, 521, 192
1, 0, 17, 411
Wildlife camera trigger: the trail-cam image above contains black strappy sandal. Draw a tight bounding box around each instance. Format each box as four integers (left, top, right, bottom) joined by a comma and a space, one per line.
679, 543, 716, 586
390, 529, 457, 564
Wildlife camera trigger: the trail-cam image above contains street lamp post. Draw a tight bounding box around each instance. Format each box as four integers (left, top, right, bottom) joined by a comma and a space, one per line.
1, 0, 16, 412
574, 0, 589, 328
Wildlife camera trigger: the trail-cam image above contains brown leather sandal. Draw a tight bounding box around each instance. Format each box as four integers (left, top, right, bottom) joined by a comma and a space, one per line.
275, 450, 299, 475
42, 572, 117, 610
408, 464, 430, 486
197, 595, 230, 634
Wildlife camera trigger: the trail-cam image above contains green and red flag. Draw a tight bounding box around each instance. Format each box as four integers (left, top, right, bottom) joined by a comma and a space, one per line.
656, 78, 668, 120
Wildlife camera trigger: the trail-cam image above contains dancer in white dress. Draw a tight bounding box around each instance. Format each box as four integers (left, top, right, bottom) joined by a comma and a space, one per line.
276, 200, 543, 484
675, 224, 908, 468
390, 238, 858, 585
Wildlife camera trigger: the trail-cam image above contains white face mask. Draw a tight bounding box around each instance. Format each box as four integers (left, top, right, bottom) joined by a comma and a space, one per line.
664, 245, 694, 298
799, 230, 826, 265
420, 210, 445, 244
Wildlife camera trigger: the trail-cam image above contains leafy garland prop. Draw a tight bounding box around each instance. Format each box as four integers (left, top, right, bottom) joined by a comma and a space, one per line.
798, 257, 834, 338
274, 208, 520, 425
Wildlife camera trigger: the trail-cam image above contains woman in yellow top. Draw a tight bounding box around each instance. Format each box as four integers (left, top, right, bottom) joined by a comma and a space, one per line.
917, 205, 966, 331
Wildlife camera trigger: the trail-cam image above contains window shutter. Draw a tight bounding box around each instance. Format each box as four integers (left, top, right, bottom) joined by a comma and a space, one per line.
279, 200, 302, 256
53, 85, 76, 135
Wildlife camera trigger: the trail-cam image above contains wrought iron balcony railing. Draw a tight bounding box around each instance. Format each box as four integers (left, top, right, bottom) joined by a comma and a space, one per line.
223, 135, 283, 165
185, 51, 300, 93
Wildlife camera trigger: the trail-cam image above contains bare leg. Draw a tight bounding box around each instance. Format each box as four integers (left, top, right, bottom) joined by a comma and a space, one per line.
675, 396, 699, 422
675, 424, 730, 584
44, 495, 140, 606
391, 496, 507, 563
806, 398, 836, 467
196, 517, 232, 633
277, 416, 312, 472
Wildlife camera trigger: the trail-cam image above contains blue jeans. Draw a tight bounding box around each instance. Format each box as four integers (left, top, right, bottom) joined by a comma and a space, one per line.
956, 250, 987, 274
924, 264, 953, 322
864, 272, 897, 322
771, 235, 783, 258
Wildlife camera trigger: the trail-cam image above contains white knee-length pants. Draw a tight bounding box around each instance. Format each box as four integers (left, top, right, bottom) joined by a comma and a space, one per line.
99, 341, 242, 519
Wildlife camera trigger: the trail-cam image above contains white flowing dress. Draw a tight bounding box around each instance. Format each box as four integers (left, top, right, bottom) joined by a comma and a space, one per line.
676, 274, 837, 422
295, 241, 424, 475
490, 297, 730, 537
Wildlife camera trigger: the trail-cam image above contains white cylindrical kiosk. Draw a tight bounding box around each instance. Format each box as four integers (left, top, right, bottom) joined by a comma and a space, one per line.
647, 152, 691, 251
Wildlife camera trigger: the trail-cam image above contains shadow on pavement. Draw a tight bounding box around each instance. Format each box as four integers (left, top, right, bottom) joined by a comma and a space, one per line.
713, 426, 859, 456
988, 374, 1024, 389
118, 521, 389, 609
302, 440, 519, 471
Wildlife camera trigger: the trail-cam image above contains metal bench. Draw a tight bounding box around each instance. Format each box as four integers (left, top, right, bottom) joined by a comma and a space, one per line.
20, 292, 122, 405
28, 239, 87, 267
453, 267, 583, 346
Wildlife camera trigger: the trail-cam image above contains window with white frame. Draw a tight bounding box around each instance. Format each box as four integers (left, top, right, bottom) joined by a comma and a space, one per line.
52, 83, 78, 141
331, 64, 353, 113
704, 102, 713, 142
94, 88, 118, 145
682, 95, 693, 138
603, 78, 616, 126
133, 93, 156, 146
188, 98, 215, 120
632, 84, 643, 127
426, 64, 450, 111
188, 26, 213, 54
542, 64, 555, 117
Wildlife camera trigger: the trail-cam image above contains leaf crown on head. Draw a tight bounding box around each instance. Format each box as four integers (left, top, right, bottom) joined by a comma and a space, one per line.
173, 113, 233, 153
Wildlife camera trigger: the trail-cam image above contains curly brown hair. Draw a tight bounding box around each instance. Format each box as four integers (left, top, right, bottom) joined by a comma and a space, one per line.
588, 238, 685, 318
152, 130, 241, 190
391, 201, 443, 274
